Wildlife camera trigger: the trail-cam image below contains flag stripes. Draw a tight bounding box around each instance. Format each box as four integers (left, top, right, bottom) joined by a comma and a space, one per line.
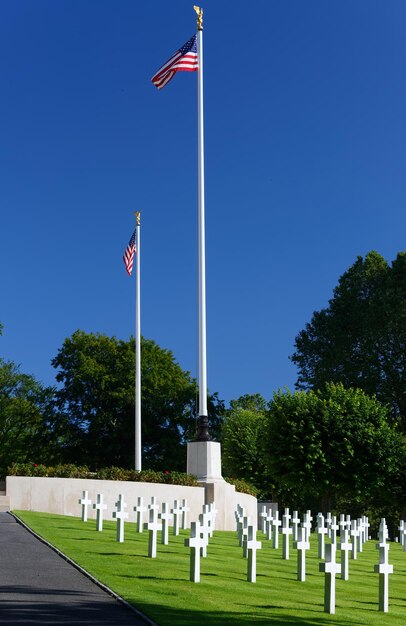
151, 34, 198, 89
123, 230, 136, 276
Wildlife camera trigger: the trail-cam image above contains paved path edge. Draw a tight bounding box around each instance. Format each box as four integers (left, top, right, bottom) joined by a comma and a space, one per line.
9, 511, 157, 626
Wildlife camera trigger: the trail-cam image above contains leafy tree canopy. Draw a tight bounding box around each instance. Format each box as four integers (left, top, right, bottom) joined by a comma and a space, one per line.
291, 251, 406, 426
0, 359, 58, 477
263, 383, 405, 513
221, 394, 269, 497
52, 330, 223, 471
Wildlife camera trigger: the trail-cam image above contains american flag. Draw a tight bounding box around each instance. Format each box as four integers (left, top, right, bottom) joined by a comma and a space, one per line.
123, 231, 136, 276
151, 34, 198, 90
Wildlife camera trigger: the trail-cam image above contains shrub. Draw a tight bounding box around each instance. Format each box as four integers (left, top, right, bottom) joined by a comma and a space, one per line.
224, 476, 260, 497
7, 463, 198, 486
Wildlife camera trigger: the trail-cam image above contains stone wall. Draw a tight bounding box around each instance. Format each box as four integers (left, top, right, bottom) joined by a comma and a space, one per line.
6, 476, 257, 531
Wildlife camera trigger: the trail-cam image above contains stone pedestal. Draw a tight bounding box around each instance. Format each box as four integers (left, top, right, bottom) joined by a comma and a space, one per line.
187, 441, 223, 482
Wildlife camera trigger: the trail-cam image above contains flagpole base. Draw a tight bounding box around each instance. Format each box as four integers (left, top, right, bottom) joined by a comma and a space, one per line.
187, 440, 222, 482
195, 415, 211, 442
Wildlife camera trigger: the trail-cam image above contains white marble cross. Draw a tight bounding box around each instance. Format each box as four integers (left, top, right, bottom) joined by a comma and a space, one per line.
79, 491, 92, 522
272, 510, 281, 549
259, 505, 268, 534
338, 514, 347, 538
208, 502, 218, 535
144, 504, 162, 558
338, 528, 352, 581
378, 518, 389, 544
302, 512, 312, 543
294, 525, 310, 582
357, 518, 364, 553
282, 511, 292, 560
330, 516, 339, 546
184, 521, 206, 583
398, 520, 405, 547
112, 494, 129, 543
133, 496, 147, 534
236, 509, 244, 546
265, 509, 273, 541
326, 512, 332, 539
362, 515, 370, 543
291, 510, 300, 542
159, 502, 173, 545
317, 513, 327, 559
401, 526, 406, 552
350, 519, 359, 560
374, 542, 393, 612
247, 525, 262, 583
93, 493, 107, 532
319, 543, 342, 614
171, 499, 182, 536
180, 499, 190, 530
198, 510, 211, 558
201, 504, 213, 539
242, 515, 251, 557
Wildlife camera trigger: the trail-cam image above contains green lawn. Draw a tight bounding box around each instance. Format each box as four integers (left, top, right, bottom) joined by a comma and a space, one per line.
13, 510, 406, 625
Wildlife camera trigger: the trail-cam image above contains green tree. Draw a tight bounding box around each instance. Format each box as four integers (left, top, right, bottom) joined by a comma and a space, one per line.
221, 394, 268, 496
52, 330, 223, 471
291, 251, 406, 426
0, 360, 59, 477
264, 383, 405, 513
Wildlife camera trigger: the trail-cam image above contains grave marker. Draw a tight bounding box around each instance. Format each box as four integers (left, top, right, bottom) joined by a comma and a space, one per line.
271, 510, 281, 549
159, 502, 173, 545
330, 516, 339, 546
302, 512, 312, 542
171, 499, 182, 536
350, 520, 359, 560
319, 543, 341, 614
259, 505, 268, 534
112, 494, 129, 543
291, 510, 300, 542
185, 521, 206, 583
79, 491, 92, 522
144, 504, 162, 558
199, 510, 211, 558
317, 513, 327, 559
180, 499, 190, 530
93, 493, 107, 532
133, 497, 146, 533
247, 525, 262, 582
374, 541, 393, 612
282, 511, 292, 560
338, 527, 352, 581
265, 509, 273, 541
294, 525, 310, 582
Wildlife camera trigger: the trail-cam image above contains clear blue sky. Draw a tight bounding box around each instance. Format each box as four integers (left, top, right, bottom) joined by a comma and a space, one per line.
1, 1, 405, 405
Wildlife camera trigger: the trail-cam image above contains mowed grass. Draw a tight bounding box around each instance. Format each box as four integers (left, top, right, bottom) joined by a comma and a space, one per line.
13, 510, 406, 625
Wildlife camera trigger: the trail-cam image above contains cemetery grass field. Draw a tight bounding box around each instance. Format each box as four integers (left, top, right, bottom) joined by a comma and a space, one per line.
13, 511, 406, 626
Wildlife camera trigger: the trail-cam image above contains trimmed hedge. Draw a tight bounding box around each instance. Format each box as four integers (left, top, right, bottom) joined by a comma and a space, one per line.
7, 463, 259, 496
7, 463, 198, 487
224, 477, 259, 497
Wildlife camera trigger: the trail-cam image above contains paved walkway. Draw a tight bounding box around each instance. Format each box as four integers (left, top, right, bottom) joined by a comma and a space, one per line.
0, 513, 152, 625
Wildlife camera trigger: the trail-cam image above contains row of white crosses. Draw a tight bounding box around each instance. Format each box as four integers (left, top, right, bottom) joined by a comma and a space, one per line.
78, 490, 190, 554
374, 518, 393, 613
235, 505, 262, 582
259, 505, 394, 615
184, 502, 218, 582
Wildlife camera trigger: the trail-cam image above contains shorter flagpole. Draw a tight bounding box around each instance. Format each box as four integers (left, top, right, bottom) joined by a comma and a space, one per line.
134, 211, 142, 471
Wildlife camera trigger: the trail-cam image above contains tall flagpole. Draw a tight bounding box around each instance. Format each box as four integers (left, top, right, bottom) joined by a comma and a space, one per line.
194, 6, 210, 441
134, 211, 142, 470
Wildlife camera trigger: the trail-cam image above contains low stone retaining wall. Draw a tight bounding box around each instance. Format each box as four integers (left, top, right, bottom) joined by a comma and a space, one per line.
6, 476, 257, 531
